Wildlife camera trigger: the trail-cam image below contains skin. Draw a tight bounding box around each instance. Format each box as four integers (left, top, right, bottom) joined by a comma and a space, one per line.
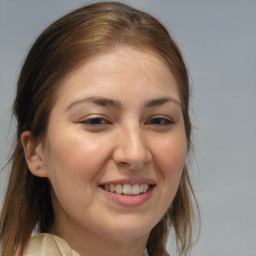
22, 46, 187, 256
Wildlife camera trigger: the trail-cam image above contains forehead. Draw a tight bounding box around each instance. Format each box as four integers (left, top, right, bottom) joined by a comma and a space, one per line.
55, 46, 180, 106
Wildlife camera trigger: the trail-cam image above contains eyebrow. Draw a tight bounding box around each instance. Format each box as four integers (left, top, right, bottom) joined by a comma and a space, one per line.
144, 97, 181, 108
66, 97, 121, 111
66, 96, 180, 111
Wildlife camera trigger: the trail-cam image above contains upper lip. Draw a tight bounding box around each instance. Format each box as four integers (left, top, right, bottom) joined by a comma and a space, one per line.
99, 178, 156, 186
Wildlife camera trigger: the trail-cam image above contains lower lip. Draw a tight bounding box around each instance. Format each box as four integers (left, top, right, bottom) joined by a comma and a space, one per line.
101, 186, 155, 207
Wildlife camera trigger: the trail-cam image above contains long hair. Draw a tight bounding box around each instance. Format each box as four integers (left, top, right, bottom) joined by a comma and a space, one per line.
0, 2, 199, 255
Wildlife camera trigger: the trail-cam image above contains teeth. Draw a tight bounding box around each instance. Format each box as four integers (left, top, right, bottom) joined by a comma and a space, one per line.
115, 184, 122, 194
132, 184, 140, 195
110, 184, 115, 193
144, 184, 148, 193
123, 184, 132, 194
103, 184, 151, 195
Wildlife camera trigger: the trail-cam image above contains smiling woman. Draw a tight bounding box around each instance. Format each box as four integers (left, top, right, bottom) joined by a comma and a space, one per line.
0, 2, 199, 256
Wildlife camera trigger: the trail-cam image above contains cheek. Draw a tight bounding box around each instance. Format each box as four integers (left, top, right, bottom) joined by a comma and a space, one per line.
44, 131, 109, 189
153, 133, 187, 182
149, 133, 187, 216
43, 133, 108, 212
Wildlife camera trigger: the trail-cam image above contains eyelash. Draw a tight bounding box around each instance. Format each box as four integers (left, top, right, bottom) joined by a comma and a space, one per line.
80, 117, 111, 127
145, 116, 174, 126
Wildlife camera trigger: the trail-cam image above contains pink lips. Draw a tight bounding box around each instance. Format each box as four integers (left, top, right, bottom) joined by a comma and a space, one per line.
99, 178, 156, 207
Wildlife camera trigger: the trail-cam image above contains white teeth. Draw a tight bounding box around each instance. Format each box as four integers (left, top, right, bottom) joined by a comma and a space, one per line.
103, 184, 151, 195
140, 184, 144, 193
110, 184, 115, 193
144, 184, 149, 193
123, 184, 132, 194
115, 184, 122, 194
131, 184, 140, 195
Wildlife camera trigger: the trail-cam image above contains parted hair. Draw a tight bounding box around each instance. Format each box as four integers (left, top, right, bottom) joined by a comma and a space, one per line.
0, 2, 199, 256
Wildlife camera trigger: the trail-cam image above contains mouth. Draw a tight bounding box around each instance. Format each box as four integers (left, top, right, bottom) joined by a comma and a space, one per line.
100, 184, 154, 195
99, 179, 156, 207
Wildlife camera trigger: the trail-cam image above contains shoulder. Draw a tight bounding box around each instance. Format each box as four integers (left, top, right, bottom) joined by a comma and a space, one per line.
23, 233, 80, 256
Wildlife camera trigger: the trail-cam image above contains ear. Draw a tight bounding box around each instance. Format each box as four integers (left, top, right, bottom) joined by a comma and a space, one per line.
21, 131, 48, 178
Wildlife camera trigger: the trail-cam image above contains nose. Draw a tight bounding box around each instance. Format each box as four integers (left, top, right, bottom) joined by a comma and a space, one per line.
112, 124, 152, 170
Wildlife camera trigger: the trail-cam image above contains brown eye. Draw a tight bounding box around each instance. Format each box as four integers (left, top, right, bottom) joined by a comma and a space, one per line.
80, 117, 111, 127
145, 117, 174, 126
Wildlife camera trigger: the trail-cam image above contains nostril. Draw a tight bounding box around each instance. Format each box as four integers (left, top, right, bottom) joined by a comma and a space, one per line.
113, 148, 152, 170
118, 162, 129, 167
112, 132, 152, 169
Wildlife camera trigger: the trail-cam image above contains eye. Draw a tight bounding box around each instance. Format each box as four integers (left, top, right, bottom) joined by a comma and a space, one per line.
145, 116, 174, 126
79, 116, 111, 127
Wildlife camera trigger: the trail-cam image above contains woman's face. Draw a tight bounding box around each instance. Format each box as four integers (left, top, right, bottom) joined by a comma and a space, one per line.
40, 46, 187, 242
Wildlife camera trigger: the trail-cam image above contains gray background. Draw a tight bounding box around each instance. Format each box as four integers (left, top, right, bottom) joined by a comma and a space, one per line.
0, 0, 255, 255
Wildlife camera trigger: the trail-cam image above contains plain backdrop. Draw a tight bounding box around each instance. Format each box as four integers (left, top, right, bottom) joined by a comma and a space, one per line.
0, 0, 255, 255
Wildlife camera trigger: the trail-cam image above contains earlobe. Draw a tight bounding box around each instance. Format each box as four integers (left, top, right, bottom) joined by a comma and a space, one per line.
21, 131, 48, 178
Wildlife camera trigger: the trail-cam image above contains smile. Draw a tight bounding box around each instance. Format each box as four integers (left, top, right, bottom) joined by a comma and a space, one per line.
101, 184, 152, 195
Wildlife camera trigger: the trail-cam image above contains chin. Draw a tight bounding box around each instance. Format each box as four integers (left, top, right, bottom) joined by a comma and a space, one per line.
100, 215, 160, 241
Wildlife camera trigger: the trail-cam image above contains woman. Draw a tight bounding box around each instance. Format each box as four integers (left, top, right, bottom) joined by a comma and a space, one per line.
0, 2, 199, 256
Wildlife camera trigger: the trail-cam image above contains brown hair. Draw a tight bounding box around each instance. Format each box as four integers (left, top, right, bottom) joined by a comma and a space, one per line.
0, 2, 199, 256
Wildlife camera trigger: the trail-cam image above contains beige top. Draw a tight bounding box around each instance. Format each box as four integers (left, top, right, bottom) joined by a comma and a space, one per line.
23, 233, 80, 256
23, 233, 149, 256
